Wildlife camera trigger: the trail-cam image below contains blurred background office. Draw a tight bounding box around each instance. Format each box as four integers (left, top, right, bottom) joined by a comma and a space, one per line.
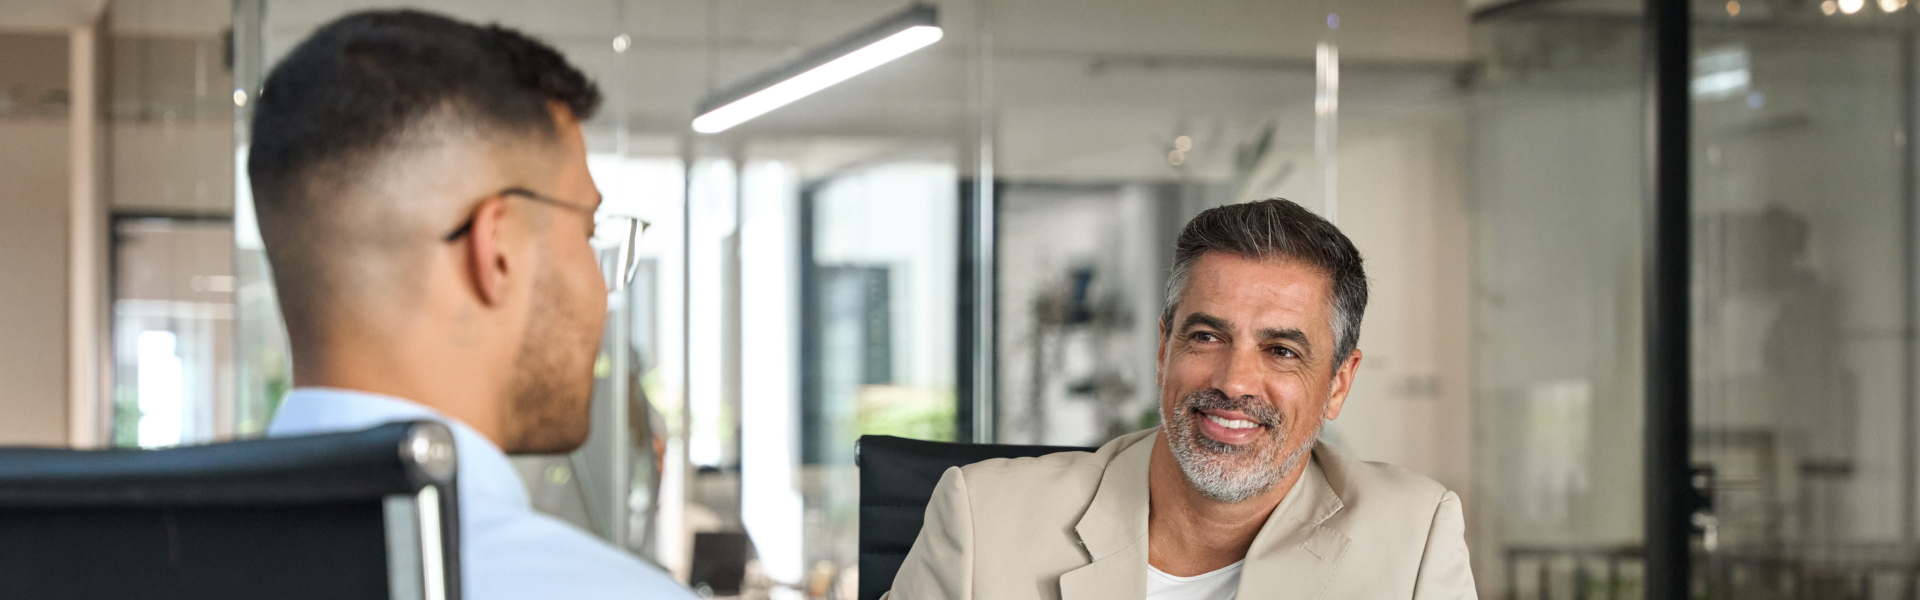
3, 0, 1918, 597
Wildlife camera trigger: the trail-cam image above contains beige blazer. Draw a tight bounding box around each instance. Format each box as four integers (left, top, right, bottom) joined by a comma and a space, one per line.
882, 428, 1476, 600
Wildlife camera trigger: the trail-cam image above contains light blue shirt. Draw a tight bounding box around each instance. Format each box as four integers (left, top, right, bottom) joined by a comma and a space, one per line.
268, 387, 695, 600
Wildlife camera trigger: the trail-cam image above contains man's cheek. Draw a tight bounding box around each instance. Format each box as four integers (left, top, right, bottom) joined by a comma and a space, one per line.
1169, 356, 1213, 385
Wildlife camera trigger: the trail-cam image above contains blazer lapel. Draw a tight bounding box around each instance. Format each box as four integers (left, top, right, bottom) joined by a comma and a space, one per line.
1236, 447, 1351, 600
1058, 431, 1156, 600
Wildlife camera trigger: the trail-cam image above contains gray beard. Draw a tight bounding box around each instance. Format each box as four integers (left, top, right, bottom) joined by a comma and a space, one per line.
1164, 389, 1322, 504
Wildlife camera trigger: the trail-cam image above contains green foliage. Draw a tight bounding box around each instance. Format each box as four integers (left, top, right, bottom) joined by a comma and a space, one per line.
855, 386, 956, 442
1137, 405, 1163, 431
111, 386, 141, 448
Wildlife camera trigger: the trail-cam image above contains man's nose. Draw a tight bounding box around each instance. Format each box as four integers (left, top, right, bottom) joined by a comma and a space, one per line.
1213, 346, 1265, 401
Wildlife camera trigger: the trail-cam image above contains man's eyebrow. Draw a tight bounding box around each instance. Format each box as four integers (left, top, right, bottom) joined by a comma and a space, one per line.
1179, 312, 1234, 336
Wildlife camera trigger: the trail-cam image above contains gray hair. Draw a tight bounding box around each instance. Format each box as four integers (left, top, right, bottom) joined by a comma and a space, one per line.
1160, 198, 1369, 366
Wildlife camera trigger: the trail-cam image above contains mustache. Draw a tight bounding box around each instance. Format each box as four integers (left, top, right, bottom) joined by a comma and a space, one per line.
1179, 389, 1283, 429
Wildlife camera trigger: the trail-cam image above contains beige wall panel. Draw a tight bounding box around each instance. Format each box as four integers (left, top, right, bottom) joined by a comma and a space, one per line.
0, 118, 71, 447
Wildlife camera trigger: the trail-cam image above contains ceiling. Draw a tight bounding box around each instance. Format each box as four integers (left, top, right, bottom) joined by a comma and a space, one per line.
4, 0, 1478, 184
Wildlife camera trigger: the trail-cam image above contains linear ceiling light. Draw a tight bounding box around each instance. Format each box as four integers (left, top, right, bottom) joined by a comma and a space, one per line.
692, 4, 941, 134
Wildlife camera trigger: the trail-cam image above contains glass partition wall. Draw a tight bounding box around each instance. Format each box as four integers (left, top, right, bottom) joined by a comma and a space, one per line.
1691, 3, 1920, 596
1472, 0, 1920, 598
1468, 3, 1649, 597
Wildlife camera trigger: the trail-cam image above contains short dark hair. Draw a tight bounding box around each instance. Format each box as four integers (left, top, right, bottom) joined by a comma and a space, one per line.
246, 10, 601, 322
247, 9, 601, 229
1160, 199, 1369, 365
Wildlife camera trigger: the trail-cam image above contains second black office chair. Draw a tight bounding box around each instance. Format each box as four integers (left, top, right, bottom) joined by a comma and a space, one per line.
855, 434, 1094, 600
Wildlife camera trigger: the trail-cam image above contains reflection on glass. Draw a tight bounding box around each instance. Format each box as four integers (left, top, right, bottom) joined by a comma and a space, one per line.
1691, 6, 1917, 594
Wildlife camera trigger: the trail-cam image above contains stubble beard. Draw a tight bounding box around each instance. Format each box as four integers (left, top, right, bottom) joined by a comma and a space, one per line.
1164, 388, 1323, 504
503, 267, 599, 454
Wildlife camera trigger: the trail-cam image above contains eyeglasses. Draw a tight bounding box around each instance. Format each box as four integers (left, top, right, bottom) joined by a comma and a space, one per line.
445, 187, 651, 292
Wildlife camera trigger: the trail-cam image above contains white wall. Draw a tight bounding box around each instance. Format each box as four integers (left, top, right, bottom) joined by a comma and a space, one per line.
1321, 115, 1474, 498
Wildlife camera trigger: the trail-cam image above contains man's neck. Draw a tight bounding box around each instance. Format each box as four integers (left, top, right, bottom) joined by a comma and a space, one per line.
290, 322, 510, 447
1145, 434, 1308, 577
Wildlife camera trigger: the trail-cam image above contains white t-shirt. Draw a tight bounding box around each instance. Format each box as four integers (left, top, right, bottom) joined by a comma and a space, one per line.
1147, 560, 1244, 600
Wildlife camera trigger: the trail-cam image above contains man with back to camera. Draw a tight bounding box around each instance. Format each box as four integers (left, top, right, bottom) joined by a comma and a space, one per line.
885, 199, 1476, 599
248, 10, 694, 599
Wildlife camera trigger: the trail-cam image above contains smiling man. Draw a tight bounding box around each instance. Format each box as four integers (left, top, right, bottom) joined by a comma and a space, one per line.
885, 199, 1475, 599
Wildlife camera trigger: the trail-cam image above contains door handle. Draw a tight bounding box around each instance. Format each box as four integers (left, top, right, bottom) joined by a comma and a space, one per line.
1689, 465, 1717, 551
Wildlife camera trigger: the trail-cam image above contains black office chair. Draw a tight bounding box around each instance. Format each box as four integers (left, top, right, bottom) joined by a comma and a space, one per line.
0, 420, 462, 600
855, 435, 1094, 600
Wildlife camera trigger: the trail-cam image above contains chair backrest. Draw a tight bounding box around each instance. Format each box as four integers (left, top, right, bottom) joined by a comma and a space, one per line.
0, 421, 461, 600
855, 435, 1094, 600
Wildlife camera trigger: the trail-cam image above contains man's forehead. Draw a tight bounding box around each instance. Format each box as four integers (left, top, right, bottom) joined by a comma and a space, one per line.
1179, 253, 1335, 330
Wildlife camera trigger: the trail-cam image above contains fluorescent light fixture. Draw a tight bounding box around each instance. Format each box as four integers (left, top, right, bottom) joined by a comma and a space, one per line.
693, 4, 940, 134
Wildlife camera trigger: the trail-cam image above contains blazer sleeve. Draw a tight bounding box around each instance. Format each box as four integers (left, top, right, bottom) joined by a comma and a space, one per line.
1411, 490, 1479, 600
883, 466, 975, 600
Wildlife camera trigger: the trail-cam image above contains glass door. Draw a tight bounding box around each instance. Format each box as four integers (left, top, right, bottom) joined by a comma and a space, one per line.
1691, 4, 1920, 596
1471, 2, 1920, 597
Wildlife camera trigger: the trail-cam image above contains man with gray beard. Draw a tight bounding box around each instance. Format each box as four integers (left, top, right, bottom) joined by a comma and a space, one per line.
884, 199, 1475, 599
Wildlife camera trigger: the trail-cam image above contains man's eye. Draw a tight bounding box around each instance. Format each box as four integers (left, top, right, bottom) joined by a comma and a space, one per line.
1270, 346, 1298, 359
1192, 332, 1219, 343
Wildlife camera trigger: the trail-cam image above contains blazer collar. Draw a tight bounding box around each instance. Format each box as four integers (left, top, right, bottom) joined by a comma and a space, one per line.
1060, 430, 1156, 599
1248, 447, 1346, 556
1059, 430, 1352, 600
1236, 444, 1351, 600
1073, 430, 1156, 560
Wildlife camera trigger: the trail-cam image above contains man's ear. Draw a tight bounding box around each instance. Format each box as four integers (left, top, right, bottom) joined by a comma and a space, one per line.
1323, 348, 1362, 420
464, 197, 516, 307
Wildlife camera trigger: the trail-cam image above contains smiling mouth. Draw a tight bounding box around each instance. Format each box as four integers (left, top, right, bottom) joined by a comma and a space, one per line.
1193, 406, 1272, 429
1202, 412, 1263, 430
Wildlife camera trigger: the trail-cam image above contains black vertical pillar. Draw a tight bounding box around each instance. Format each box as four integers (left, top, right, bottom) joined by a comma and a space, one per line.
1644, 0, 1692, 597
957, 179, 979, 442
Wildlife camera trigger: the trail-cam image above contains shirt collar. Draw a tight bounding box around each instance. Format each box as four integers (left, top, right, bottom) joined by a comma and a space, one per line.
267, 387, 530, 509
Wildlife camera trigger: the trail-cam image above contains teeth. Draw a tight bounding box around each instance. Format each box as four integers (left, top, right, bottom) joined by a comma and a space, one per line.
1205, 414, 1259, 430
